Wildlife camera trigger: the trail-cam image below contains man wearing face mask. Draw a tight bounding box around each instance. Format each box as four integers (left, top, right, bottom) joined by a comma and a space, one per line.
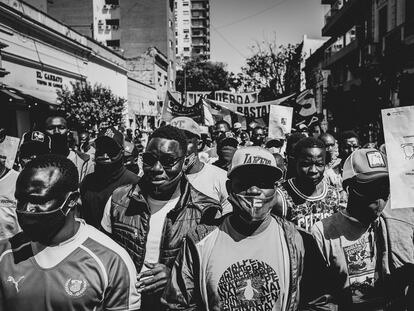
163, 146, 329, 310
212, 134, 239, 171
101, 125, 221, 310
0, 154, 140, 311
311, 149, 413, 310
44, 114, 92, 181
251, 126, 266, 146
80, 127, 139, 229
171, 117, 232, 215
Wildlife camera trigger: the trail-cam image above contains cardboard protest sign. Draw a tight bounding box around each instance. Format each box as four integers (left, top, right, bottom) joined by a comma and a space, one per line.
382, 106, 414, 209
268, 105, 293, 138
0, 136, 20, 169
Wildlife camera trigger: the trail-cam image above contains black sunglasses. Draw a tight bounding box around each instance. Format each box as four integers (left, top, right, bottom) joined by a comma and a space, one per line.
142, 152, 183, 169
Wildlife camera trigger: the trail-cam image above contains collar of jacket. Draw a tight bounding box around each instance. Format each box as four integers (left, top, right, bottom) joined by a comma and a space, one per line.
125, 174, 222, 219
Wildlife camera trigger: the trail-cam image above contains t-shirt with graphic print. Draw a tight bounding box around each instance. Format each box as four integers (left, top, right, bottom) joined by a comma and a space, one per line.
311, 211, 385, 309
279, 178, 341, 231
206, 216, 290, 311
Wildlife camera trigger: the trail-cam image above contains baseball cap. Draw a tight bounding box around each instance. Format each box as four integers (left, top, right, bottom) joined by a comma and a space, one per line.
170, 117, 201, 138
96, 126, 124, 150
343, 148, 388, 183
19, 131, 51, 157
228, 146, 283, 181
233, 122, 242, 130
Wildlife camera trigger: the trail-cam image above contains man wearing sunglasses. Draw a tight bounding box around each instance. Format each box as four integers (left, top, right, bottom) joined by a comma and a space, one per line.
311, 149, 400, 310
171, 117, 232, 215
163, 147, 327, 310
0, 154, 140, 311
101, 125, 221, 310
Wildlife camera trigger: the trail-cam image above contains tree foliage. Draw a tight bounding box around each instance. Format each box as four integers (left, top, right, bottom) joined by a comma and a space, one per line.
57, 81, 125, 131
243, 40, 302, 101
176, 58, 230, 93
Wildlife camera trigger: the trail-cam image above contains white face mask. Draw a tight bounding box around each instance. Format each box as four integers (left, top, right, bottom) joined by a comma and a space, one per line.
228, 191, 276, 223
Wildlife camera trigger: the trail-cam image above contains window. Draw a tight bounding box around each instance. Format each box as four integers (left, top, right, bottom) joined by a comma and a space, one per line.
183, 19, 190, 26
183, 29, 189, 33
169, 40, 173, 49
184, 47, 190, 51
169, 20, 173, 28
106, 19, 119, 29
105, 0, 119, 5
184, 38, 190, 43
183, 1, 189, 6
379, 6, 388, 38
106, 39, 120, 48
183, 10, 189, 15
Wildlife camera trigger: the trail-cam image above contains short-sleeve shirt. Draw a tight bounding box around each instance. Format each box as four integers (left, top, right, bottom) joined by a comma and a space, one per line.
186, 163, 232, 215
206, 217, 290, 311
0, 219, 140, 311
311, 212, 385, 308
279, 178, 341, 231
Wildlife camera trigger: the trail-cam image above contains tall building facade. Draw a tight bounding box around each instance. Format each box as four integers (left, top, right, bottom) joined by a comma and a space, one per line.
26, 0, 176, 90
311, 0, 414, 139
175, 0, 210, 64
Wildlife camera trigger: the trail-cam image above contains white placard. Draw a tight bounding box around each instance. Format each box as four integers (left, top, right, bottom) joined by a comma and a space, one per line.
382, 106, 414, 209
268, 105, 293, 138
0, 136, 20, 169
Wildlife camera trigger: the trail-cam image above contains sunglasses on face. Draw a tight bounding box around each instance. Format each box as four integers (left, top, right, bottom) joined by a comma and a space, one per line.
142, 152, 183, 169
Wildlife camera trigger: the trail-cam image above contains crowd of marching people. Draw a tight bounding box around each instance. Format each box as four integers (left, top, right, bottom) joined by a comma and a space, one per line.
0, 112, 413, 311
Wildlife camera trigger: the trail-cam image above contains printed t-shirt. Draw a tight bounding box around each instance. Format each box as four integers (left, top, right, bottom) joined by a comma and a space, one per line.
101, 186, 180, 273
0, 219, 140, 311
206, 217, 290, 311
311, 212, 385, 308
0, 169, 21, 239
280, 178, 340, 231
186, 163, 232, 215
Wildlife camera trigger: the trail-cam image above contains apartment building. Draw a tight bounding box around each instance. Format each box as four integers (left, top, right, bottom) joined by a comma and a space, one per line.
175, 0, 210, 64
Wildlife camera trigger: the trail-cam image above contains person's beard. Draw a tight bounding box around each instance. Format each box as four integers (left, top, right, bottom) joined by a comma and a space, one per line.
50, 134, 69, 156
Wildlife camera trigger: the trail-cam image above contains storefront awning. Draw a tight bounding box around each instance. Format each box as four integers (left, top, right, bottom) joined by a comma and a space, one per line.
1, 86, 55, 108
0, 87, 26, 108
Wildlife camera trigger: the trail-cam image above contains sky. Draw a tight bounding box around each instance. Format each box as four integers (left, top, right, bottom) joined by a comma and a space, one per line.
209, 0, 328, 73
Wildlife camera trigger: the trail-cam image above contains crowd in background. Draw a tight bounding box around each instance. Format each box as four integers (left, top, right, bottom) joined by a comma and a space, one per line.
0, 112, 413, 311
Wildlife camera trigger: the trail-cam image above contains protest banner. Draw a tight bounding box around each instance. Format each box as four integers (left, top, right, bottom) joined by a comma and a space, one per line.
382, 106, 414, 209
186, 91, 210, 107
268, 105, 294, 138
162, 91, 204, 123
215, 90, 258, 104
0, 136, 20, 169
205, 94, 295, 119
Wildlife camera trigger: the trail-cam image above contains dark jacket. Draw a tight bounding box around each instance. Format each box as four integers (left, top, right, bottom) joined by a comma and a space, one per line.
108, 175, 222, 272
80, 166, 139, 229
162, 214, 329, 311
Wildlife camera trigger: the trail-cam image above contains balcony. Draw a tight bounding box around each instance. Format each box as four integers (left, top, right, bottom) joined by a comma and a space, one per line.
323, 38, 359, 68
322, 0, 362, 37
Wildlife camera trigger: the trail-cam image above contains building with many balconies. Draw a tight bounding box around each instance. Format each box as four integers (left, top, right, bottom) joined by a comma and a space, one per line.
175, 0, 210, 65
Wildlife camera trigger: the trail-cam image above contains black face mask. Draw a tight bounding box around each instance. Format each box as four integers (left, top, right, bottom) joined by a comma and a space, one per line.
95, 151, 124, 175
50, 133, 69, 156
16, 194, 73, 244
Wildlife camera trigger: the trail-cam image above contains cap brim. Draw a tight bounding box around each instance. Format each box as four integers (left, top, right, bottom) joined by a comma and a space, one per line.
96, 136, 122, 150
354, 171, 389, 183
228, 164, 283, 182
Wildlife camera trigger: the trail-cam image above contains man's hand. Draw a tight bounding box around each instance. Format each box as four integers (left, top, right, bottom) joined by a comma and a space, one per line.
136, 262, 171, 294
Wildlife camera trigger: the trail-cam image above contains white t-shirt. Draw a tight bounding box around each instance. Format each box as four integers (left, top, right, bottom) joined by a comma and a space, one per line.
206, 217, 290, 311
186, 163, 232, 215
0, 169, 21, 239
101, 187, 180, 273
